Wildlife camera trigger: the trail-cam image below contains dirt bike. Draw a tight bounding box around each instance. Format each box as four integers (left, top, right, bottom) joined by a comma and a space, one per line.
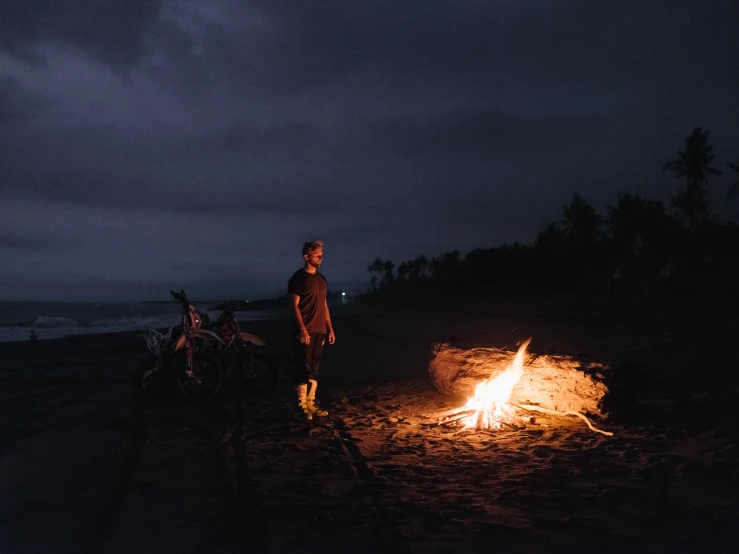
208, 301, 279, 393
133, 289, 225, 403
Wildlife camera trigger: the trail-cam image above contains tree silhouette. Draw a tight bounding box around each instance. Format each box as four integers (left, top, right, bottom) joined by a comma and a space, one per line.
397, 261, 410, 281
361, 127, 739, 313
367, 263, 376, 291
382, 260, 395, 286
727, 155, 739, 200
663, 127, 722, 228
368, 258, 385, 289
534, 221, 566, 252
607, 194, 665, 247
441, 250, 461, 268
406, 258, 421, 280
429, 250, 461, 280
671, 185, 708, 229
560, 193, 602, 248
418, 255, 429, 278
606, 193, 673, 278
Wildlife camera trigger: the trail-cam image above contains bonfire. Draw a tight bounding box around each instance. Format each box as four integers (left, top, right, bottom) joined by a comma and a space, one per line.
435, 338, 613, 436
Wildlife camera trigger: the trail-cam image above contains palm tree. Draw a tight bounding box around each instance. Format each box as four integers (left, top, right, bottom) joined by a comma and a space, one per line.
663, 127, 722, 228
534, 222, 565, 252
607, 193, 668, 265
441, 250, 461, 269
429, 256, 444, 279
368, 258, 384, 289
560, 193, 602, 247
607, 194, 665, 241
406, 257, 420, 280
418, 254, 429, 278
397, 261, 410, 281
671, 185, 708, 229
367, 263, 376, 291
382, 260, 395, 286
726, 155, 739, 199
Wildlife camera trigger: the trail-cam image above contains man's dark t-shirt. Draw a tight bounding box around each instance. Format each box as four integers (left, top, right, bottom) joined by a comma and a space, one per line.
288, 269, 328, 333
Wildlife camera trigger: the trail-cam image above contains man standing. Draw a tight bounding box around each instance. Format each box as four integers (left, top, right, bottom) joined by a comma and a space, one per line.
288, 240, 336, 420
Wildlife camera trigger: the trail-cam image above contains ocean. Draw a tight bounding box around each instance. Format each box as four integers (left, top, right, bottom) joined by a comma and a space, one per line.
0, 301, 286, 343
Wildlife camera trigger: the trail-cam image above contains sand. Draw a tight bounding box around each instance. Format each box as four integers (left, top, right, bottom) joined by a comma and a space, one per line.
1, 304, 738, 553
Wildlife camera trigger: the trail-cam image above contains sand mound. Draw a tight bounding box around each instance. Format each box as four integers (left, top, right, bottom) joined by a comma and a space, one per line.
428, 342, 610, 420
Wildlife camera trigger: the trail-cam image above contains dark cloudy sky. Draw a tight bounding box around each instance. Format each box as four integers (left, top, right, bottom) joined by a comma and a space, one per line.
1, 1, 738, 301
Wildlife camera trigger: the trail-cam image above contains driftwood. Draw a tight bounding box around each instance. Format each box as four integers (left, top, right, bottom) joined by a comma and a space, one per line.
511, 404, 614, 436
429, 342, 611, 420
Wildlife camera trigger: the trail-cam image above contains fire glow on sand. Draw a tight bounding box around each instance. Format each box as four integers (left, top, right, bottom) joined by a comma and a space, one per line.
435, 338, 614, 436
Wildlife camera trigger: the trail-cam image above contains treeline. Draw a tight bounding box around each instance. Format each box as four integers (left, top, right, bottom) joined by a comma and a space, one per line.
364, 128, 739, 314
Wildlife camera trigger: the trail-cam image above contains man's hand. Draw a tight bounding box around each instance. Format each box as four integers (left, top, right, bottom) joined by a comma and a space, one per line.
300, 328, 311, 344
328, 329, 336, 344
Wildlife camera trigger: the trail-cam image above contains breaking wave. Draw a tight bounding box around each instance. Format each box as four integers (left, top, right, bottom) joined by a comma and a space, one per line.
0, 303, 282, 343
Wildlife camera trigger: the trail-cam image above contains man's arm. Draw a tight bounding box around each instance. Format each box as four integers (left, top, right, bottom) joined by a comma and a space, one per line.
291, 294, 311, 344
325, 299, 335, 344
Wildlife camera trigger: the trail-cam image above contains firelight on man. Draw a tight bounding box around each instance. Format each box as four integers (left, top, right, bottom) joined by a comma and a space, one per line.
288, 240, 336, 420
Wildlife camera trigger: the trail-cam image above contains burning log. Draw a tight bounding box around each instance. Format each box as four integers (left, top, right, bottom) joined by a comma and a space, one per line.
429, 341, 611, 421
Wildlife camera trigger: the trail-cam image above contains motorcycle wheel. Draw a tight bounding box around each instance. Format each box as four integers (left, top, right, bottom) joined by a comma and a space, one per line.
239, 352, 279, 393
179, 352, 225, 403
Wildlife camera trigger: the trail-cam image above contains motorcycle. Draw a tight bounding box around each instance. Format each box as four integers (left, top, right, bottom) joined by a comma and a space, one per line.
208, 301, 279, 393
133, 289, 225, 403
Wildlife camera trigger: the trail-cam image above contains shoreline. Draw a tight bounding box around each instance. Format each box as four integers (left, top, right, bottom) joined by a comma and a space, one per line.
0, 297, 361, 345
3, 301, 738, 394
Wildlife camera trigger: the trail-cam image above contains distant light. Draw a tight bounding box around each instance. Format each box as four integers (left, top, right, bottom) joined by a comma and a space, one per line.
341, 292, 346, 296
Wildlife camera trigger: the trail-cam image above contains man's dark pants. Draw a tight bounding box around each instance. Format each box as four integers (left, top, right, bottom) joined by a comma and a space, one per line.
293, 332, 326, 383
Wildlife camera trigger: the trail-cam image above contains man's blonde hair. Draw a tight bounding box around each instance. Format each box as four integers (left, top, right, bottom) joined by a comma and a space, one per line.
302, 240, 324, 256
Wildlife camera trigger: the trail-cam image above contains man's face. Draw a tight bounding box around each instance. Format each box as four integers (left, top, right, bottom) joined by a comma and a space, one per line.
305, 246, 324, 268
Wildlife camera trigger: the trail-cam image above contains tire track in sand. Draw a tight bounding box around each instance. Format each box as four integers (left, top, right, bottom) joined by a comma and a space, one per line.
330, 424, 411, 554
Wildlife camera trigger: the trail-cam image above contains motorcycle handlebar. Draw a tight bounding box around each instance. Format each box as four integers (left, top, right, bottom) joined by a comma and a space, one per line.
169, 290, 207, 322
170, 289, 189, 307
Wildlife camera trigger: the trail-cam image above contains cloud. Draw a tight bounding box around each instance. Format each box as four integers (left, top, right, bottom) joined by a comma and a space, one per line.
373, 108, 609, 159
0, 196, 400, 300
0, 235, 63, 252
0, 76, 47, 124
0, 0, 164, 70
0, 0, 738, 299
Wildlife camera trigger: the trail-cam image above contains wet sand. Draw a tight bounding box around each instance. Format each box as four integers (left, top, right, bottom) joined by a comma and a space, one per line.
1, 305, 738, 553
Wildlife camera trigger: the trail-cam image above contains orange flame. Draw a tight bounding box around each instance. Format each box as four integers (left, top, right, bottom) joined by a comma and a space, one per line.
461, 338, 531, 429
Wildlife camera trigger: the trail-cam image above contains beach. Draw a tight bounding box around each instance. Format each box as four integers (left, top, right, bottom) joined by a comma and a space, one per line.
1, 304, 738, 553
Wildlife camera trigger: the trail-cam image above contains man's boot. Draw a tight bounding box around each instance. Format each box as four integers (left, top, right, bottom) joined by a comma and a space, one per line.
306, 379, 328, 417
296, 383, 312, 420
